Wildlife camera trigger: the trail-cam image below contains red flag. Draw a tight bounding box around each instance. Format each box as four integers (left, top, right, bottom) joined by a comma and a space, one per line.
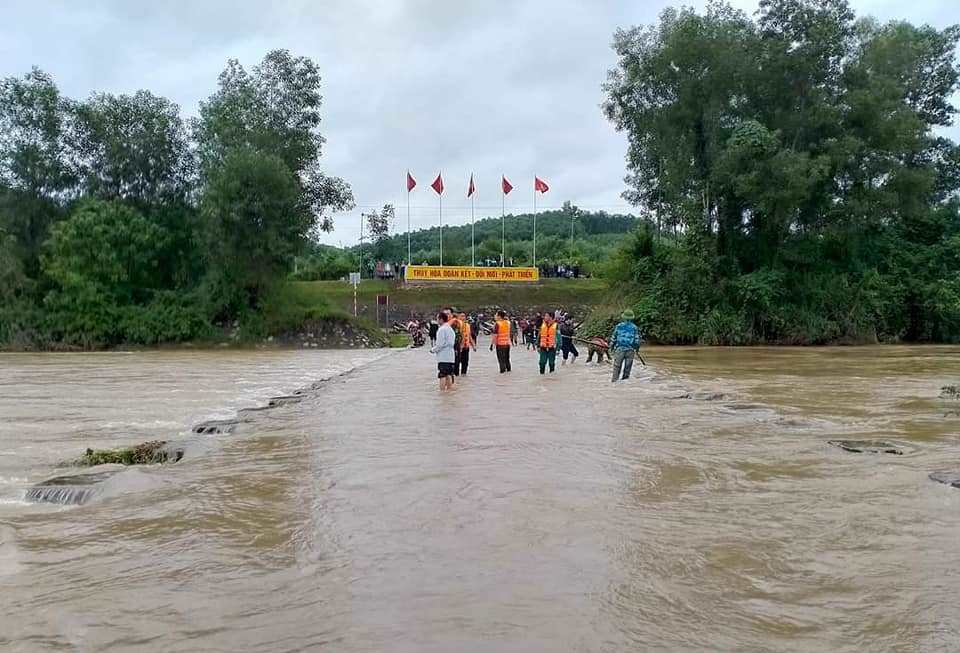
535, 176, 549, 193
431, 173, 444, 195
406, 171, 416, 192
468, 174, 476, 198
502, 176, 513, 195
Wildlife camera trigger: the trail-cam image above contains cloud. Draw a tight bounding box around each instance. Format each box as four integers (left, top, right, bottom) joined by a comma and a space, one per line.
2, 0, 958, 247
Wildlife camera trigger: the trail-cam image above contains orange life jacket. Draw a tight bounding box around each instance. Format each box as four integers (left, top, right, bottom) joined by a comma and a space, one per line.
459, 321, 473, 349
494, 319, 511, 346
539, 322, 557, 348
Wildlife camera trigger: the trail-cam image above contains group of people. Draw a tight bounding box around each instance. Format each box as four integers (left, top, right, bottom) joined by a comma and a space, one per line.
538, 263, 583, 279
427, 307, 643, 391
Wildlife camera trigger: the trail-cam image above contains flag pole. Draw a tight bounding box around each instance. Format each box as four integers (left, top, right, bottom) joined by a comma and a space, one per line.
533, 178, 537, 268
359, 211, 364, 280
471, 191, 475, 268
439, 182, 443, 267
406, 184, 411, 268
501, 189, 505, 267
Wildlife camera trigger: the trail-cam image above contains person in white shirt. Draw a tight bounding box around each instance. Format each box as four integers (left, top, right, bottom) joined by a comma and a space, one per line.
430, 312, 457, 391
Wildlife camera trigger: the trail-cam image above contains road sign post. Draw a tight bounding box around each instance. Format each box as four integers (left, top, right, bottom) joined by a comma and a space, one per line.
350, 272, 360, 317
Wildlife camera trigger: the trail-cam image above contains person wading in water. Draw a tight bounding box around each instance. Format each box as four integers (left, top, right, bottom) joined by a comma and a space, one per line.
586, 336, 610, 364
538, 313, 558, 375
560, 318, 579, 365
445, 308, 462, 379
610, 309, 642, 382
457, 312, 477, 375
490, 310, 512, 373
431, 312, 457, 391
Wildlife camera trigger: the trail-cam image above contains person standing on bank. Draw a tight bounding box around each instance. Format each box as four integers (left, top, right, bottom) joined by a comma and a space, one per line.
431, 312, 457, 391
610, 309, 642, 382
458, 312, 476, 375
538, 313, 559, 375
490, 310, 512, 373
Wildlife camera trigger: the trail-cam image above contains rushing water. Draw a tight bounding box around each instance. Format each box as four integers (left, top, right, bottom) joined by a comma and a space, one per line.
1, 346, 959, 651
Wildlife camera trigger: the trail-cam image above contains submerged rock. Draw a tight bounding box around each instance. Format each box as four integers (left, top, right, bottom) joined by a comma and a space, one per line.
929, 472, 960, 488
25, 471, 118, 505
267, 395, 304, 407
670, 391, 728, 401
73, 441, 184, 466
828, 439, 904, 455
193, 419, 241, 435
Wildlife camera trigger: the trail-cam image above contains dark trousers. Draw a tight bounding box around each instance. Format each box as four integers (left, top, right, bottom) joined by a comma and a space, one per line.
587, 346, 608, 364
561, 339, 579, 360
612, 349, 635, 382
496, 345, 511, 373
539, 347, 556, 374
453, 349, 460, 376
459, 348, 470, 375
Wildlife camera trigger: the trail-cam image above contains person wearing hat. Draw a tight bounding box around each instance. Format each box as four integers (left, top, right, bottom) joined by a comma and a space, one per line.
610, 309, 641, 382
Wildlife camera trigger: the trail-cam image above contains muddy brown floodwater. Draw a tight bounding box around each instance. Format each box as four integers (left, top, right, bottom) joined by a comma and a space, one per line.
1, 346, 960, 651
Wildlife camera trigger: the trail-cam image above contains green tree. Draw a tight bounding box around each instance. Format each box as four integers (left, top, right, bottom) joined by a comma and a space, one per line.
195, 49, 353, 234
71, 90, 195, 205
0, 68, 76, 277
603, 0, 960, 344
42, 199, 169, 304
70, 90, 202, 290
365, 203, 395, 261
200, 147, 305, 314
0, 227, 28, 301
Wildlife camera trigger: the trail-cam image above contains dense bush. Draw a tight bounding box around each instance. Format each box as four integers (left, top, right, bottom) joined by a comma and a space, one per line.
603, 0, 960, 344
0, 51, 353, 349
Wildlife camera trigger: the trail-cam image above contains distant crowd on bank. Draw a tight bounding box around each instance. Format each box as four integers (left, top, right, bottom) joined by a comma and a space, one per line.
417, 307, 642, 391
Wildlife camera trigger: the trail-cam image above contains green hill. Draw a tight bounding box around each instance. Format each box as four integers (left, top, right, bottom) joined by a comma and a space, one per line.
293, 204, 642, 280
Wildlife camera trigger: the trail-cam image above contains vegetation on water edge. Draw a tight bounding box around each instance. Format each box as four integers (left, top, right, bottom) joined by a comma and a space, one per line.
4, 0, 960, 349
0, 50, 354, 350
73, 441, 182, 466
602, 0, 960, 345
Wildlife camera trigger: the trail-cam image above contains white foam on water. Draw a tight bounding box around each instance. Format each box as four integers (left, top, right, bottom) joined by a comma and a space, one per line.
0, 525, 20, 577
99, 420, 183, 430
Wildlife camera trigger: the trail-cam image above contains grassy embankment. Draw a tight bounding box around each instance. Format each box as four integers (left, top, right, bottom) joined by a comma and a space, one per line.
257, 283, 390, 347
286, 278, 610, 321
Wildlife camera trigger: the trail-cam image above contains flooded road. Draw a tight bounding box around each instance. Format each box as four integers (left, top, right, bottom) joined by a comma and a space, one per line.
1, 346, 959, 651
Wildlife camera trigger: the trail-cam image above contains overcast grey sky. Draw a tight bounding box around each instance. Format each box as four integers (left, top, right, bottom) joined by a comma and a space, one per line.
2, 0, 958, 247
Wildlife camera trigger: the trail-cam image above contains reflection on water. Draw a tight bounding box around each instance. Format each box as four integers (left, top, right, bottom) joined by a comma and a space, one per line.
1, 346, 959, 651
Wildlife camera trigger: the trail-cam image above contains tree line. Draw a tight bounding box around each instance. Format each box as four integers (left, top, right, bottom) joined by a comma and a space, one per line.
604, 0, 960, 344
0, 50, 352, 348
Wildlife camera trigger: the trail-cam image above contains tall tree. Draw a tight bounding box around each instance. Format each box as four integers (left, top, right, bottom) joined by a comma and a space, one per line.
70, 90, 201, 289
195, 49, 353, 234
71, 90, 195, 206
200, 147, 305, 314
0, 68, 76, 277
604, 0, 960, 344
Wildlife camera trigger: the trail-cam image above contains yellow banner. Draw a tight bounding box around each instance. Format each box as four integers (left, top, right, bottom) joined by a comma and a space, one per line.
405, 265, 539, 282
